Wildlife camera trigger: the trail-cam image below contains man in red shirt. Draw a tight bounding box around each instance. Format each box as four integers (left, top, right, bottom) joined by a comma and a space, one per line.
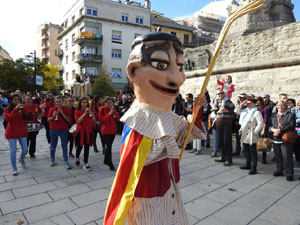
40, 92, 55, 145
48, 95, 72, 169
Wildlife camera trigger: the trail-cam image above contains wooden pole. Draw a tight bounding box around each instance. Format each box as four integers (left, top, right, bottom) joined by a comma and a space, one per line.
179, 0, 264, 161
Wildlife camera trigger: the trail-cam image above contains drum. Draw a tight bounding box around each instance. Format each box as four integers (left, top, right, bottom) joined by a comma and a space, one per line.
27, 123, 44, 132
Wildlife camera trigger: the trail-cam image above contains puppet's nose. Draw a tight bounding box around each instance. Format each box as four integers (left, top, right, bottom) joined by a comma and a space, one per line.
166, 66, 186, 88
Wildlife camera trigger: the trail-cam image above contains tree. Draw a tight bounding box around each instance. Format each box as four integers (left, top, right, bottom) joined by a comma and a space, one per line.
0, 58, 64, 95
91, 68, 115, 97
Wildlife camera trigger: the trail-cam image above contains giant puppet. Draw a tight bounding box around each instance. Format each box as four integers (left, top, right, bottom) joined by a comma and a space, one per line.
104, 32, 207, 225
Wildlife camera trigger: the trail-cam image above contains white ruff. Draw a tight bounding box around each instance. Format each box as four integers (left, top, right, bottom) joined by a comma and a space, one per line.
121, 101, 181, 139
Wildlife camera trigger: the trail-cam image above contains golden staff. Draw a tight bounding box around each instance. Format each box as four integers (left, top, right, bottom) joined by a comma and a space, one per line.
179, 0, 264, 161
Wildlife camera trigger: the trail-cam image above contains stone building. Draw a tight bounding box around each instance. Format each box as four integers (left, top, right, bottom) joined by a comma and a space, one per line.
36, 23, 61, 65
57, 0, 151, 91
227, 0, 295, 38
181, 21, 300, 100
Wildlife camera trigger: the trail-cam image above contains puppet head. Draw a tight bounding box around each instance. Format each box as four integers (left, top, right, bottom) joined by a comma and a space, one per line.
127, 32, 186, 111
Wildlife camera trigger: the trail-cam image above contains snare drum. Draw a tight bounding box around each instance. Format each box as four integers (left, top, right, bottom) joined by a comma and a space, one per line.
27, 123, 43, 132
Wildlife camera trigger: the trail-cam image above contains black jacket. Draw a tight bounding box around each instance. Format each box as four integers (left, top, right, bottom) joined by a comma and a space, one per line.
270, 110, 296, 142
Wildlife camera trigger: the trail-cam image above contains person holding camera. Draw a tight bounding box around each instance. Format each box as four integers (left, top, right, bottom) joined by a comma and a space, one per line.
40, 92, 55, 145
4, 94, 33, 175
74, 97, 96, 170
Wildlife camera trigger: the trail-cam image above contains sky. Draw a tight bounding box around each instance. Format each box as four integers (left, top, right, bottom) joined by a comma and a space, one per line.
0, 0, 299, 60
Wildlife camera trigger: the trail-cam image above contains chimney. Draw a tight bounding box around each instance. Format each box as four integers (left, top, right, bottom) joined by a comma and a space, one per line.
144, 0, 151, 9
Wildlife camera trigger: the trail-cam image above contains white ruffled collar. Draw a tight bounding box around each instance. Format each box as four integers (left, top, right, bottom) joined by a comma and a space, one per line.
121, 101, 179, 139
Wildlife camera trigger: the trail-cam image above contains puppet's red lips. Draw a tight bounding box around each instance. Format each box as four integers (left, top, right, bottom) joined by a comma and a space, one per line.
149, 80, 179, 96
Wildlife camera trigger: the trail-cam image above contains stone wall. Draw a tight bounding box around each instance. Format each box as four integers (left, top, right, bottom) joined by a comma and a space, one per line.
181, 21, 300, 101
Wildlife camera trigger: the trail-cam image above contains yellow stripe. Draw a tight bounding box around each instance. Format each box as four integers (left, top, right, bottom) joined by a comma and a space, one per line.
114, 136, 153, 225
105, 130, 133, 218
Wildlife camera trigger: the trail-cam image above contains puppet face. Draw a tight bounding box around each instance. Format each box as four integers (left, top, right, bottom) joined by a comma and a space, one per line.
127, 40, 186, 110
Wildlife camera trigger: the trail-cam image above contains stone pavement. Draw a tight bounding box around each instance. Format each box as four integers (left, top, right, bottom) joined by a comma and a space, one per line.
0, 115, 299, 225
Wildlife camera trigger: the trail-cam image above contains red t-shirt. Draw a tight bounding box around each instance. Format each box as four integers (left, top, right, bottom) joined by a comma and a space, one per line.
4, 107, 30, 139
23, 104, 42, 123
98, 106, 120, 135
40, 99, 55, 117
48, 106, 72, 130
75, 109, 94, 146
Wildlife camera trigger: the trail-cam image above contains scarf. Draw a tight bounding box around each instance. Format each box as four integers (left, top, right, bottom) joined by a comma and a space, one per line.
239, 106, 258, 129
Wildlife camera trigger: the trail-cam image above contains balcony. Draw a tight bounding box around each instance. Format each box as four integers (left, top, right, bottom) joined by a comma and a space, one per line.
42, 44, 49, 50
74, 32, 103, 44
55, 48, 63, 58
41, 24, 49, 32
42, 33, 49, 40
75, 53, 103, 64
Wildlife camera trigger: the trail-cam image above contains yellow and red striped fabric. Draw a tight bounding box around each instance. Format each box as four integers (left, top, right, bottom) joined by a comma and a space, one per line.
104, 125, 153, 225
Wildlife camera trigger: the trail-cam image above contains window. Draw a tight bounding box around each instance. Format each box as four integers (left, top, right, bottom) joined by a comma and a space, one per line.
86, 67, 98, 76
122, 14, 128, 22
72, 16, 75, 23
66, 72, 69, 81
134, 33, 141, 40
65, 39, 68, 50
86, 47, 97, 54
171, 32, 176, 36
85, 27, 99, 34
112, 30, 122, 43
64, 19, 68, 28
136, 16, 143, 24
72, 33, 75, 45
112, 69, 121, 78
72, 52, 75, 61
65, 55, 68, 64
72, 70, 76, 79
87, 8, 97, 16
184, 34, 189, 44
80, 7, 83, 16
112, 49, 121, 59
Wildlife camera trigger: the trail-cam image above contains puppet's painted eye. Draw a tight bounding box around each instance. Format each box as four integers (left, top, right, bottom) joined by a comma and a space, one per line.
177, 63, 184, 72
150, 60, 169, 70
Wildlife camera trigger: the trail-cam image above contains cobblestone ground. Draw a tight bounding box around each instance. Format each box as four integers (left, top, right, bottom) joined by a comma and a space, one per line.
0, 115, 299, 225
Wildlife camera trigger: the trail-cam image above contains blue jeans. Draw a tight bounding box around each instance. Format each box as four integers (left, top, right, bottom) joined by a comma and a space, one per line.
8, 137, 28, 169
235, 131, 241, 154
213, 129, 218, 153
50, 130, 68, 163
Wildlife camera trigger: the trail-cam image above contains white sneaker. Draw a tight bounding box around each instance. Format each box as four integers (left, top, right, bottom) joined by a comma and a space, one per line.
82, 164, 91, 171
12, 169, 18, 176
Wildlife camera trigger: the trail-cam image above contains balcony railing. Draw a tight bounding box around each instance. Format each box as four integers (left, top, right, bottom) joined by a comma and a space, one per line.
42, 33, 49, 40
55, 48, 63, 57
42, 45, 49, 50
74, 32, 103, 44
42, 54, 49, 59
75, 53, 103, 64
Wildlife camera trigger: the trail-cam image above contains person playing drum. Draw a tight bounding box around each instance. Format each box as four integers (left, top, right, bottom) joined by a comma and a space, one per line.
24, 94, 43, 158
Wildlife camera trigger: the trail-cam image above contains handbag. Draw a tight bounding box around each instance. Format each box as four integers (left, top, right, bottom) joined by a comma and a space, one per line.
278, 117, 298, 143
282, 131, 298, 143
257, 137, 272, 152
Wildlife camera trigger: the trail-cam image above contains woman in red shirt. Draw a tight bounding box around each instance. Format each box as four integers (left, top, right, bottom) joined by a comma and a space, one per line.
4, 94, 32, 175
98, 97, 120, 171
40, 92, 55, 145
75, 97, 96, 170
24, 95, 42, 158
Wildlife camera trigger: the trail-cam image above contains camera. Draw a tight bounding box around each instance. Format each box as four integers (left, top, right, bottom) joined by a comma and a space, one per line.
46, 98, 52, 102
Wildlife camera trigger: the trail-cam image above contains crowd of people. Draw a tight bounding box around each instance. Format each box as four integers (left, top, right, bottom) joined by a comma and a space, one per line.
2, 90, 134, 175
2, 80, 300, 181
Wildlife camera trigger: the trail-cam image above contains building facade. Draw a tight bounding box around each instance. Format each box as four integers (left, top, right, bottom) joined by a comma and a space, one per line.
151, 11, 193, 48
0, 45, 12, 62
57, 0, 151, 91
36, 23, 61, 65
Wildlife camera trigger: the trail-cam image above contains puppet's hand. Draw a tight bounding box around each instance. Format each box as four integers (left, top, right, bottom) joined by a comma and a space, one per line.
195, 95, 207, 108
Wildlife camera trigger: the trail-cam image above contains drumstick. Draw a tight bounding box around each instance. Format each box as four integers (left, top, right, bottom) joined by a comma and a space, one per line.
179, 0, 264, 161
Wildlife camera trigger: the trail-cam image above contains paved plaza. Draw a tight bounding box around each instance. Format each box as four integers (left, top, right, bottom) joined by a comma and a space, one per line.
0, 116, 299, 225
